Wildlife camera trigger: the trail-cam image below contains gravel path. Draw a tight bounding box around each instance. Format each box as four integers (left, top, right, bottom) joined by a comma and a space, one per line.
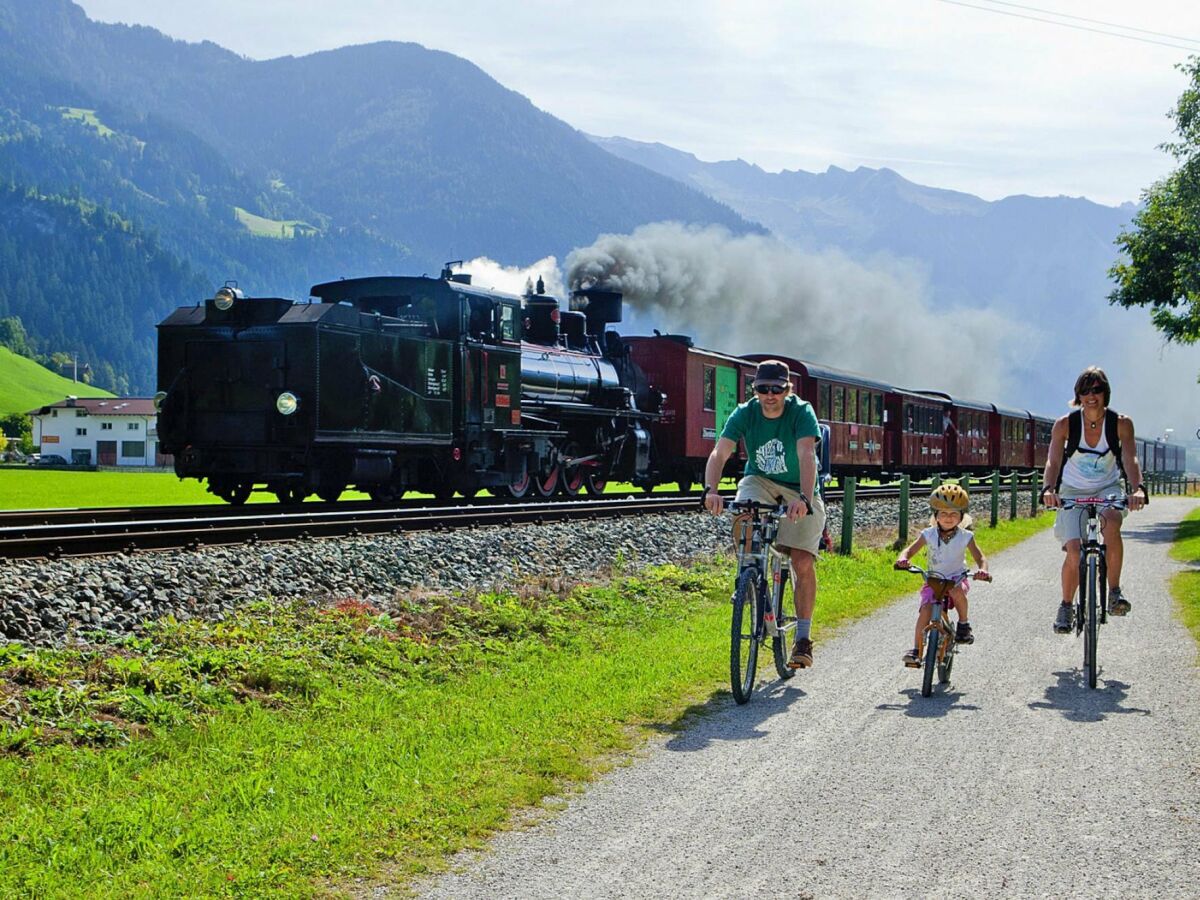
416, 497, 1200, 899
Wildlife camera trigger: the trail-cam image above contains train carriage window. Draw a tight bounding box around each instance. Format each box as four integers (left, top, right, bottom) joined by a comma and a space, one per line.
499, 304, 518, 341
743, 372, 754, 401
703, 366, 715, 411
846, 388, 858, 424
833, 386, 844, 422
860, 391, 872, 426
818, 383, 831, 420
873, 393, 883, 426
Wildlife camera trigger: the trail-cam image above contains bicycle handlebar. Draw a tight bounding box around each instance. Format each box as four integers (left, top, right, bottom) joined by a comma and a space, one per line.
1058, 495, 1128, 511
894, 563, 992, 582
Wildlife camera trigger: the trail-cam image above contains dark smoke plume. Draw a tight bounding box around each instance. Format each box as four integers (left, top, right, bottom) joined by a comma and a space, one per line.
567, 223, 1031, 398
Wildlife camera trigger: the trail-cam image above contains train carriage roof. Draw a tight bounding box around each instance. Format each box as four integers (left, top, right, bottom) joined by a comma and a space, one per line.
913, 390, 991, 413
994, 404, 1028, 419
744, 355, 894, 392
309, 275, 523, 305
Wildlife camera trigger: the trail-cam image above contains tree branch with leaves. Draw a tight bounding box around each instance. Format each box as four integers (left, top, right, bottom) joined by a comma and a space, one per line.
1109, 57, 1200, 352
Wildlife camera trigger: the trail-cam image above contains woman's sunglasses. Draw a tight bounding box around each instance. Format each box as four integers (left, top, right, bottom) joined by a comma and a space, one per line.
1078, 386, 1105, 396
754, 385, 786, 395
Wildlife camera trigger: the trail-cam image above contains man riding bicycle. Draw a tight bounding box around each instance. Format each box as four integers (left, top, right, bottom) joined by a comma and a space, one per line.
704, 359, 827, 668
1041, 366, 1146, 633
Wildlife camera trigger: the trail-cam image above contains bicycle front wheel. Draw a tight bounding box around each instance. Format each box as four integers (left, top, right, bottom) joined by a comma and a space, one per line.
730, 567, 762, 704
770, 560, 796, 681
1084, 554, 1099, 689
921, 629, 940, 697
938, 634, 955, 685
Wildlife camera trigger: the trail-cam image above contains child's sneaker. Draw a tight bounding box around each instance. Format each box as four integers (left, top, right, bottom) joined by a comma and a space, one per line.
902, 648, 920, 668
955, 622, 974, 644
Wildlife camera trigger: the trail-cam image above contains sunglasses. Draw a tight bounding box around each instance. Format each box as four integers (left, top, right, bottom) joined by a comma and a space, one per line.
1078, 386, 1105, 396
754, 384, 787, 395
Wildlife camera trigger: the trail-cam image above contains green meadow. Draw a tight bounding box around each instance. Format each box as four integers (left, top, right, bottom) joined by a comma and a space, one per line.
0, 346, 112, 418
1170, 505, 1200, 656
0, 513, 1053, 897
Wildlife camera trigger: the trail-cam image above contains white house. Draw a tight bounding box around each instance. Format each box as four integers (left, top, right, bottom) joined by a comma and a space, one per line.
29, 396, 168, 467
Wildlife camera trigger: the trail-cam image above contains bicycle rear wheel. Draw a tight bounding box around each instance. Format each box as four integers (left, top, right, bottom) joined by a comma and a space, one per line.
921, 629, 940, 697
730, 568, 763, 704
1084, 554, 1099, 689
770, 560, 796, 681
938, 634, 955, 684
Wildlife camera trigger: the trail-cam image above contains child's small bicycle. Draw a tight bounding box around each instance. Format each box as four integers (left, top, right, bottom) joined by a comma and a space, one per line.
895, 563, 992, 696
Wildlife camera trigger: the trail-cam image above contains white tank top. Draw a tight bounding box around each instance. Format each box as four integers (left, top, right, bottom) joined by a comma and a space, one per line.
921, 525, 973, 578
1062, 428, 1119, 492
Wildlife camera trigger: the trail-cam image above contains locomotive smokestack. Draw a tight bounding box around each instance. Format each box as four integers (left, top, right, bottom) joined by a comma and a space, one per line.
570, 286, 623, 335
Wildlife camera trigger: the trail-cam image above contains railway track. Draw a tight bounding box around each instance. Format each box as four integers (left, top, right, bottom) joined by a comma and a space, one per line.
0, 485, 941, 560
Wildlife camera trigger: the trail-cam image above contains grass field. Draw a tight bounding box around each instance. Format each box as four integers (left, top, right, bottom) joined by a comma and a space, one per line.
1170, 505, 1200, 657
234, 206, 319, 239
0, 469, 718, 510
0, 346, 112, 418
0, 512, 1053, 897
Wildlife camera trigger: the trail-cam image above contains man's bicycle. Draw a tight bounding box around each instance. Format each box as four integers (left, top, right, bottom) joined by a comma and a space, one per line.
895, 563, 991, 697
1059, 495, 1127, 689
725, 499, 797, 704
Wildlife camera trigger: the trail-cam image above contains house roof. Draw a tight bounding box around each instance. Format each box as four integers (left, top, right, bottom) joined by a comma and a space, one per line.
28, 397, 157, 417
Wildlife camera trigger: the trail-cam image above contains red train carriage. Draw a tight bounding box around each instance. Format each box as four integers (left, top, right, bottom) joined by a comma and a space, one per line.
915, 391, 992, 475
996, 404, 1032, 472
743, 355, 887, 479
1032, 413, 1054, 469
625, 335, 757, 489
885, 390, 947, 479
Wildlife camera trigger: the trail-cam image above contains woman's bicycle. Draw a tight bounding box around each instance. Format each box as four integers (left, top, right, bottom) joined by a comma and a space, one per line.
895, 563, 991, 697
1059, 494, 1127, 689
724, 499, 797, 704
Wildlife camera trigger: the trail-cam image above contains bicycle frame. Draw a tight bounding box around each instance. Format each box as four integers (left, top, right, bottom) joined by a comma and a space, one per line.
731, 502, 794, 646
726, 499, 797, 703
900, 565, 967, 696
1059, 495, 1127, 688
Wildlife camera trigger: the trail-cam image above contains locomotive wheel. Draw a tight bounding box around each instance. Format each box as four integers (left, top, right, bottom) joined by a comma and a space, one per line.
584, 473, 608, 497
368, 486, 405, 503
533, 465, 560, 499
500, 472, 531, 499
317, 484, 345, 503
274, 486, 307, 505
560, 443, 586, 497
215, 481, 252, 506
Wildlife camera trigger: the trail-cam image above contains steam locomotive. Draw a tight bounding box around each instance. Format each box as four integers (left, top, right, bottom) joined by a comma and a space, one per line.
156, 267, 1187, 504
156, 267, 660, 504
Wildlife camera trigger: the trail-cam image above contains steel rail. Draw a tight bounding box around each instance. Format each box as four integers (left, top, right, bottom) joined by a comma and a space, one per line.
0, 495, 703, 560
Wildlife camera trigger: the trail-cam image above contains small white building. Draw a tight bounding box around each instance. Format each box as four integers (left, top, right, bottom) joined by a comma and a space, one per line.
29, 396, 168, 467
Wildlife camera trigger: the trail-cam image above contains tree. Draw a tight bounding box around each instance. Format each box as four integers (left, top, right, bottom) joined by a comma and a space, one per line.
1109, 58, 1200, 351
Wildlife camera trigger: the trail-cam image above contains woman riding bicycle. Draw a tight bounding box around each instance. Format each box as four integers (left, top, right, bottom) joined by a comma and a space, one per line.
703, 359, 826, 669
1040, 366, 1146, 633
894, 483, 989, 667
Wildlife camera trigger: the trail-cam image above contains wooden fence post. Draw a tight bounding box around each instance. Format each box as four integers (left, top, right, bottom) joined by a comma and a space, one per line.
1009, 471, 1018, 520
990, 471, 1000, 527
898, 475, 910, 548
841, 476, 856, 555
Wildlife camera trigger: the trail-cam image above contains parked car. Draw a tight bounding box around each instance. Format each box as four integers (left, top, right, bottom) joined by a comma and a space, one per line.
28, 454, 69, 467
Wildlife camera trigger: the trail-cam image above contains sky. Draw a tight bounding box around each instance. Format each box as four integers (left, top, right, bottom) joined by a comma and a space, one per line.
74, 0, 1200, 206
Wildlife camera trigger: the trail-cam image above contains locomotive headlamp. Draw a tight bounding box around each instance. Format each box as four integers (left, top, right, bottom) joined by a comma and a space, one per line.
213, 286, 241, 311
276, 392, 299, 416
153, 391, 167, 411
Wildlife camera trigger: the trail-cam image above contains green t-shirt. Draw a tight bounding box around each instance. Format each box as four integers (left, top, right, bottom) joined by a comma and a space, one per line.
720, 395, 820, 488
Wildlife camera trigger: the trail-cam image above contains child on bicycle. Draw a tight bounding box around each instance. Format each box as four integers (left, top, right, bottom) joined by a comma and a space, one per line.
894, 483, 989, 667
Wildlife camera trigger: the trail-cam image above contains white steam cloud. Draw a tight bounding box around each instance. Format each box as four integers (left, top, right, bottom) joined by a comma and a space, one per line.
458, 255, 564, 297
566, 223, 1033, 399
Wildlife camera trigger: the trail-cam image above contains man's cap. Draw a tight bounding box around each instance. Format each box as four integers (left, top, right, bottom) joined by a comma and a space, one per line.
753, 359, 790, 386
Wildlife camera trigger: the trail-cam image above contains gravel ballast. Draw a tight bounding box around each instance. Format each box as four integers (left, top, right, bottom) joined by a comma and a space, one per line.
0, 493, 1036, 645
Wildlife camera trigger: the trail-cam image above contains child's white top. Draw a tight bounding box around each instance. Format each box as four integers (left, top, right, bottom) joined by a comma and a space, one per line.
921, 525, 972, 577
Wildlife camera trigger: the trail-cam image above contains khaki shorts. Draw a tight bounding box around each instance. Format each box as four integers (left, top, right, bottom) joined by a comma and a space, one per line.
735, 474, 827, 556
1053, 483, 1128, 547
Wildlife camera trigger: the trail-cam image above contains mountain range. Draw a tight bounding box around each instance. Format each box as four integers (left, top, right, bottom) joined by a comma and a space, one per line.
3, 0, 1192, 442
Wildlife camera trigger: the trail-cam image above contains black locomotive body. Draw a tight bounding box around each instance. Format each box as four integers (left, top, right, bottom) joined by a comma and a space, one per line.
156, 271, 654, 503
